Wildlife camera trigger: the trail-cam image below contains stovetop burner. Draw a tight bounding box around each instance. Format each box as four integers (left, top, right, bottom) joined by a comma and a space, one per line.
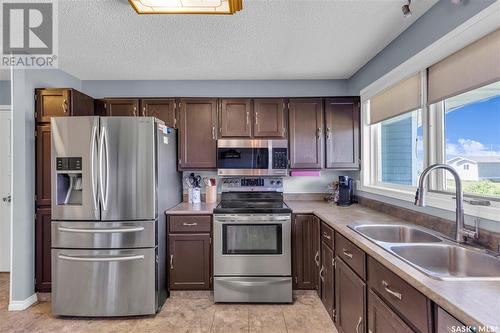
214, 191, 291, 214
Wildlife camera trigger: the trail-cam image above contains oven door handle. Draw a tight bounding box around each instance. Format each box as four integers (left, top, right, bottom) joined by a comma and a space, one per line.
215, 217, 290, 223
219, 278, 290, 287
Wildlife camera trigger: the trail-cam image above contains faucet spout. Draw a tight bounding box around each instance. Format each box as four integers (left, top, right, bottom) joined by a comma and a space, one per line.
414, 163, 474, 243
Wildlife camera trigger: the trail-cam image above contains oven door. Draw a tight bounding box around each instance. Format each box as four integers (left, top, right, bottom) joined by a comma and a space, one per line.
214, 214, 291, 276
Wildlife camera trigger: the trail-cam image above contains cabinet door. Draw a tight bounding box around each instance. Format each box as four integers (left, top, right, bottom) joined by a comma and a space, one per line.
253, 98, 285, 138
435, 307, 464, 333
36, 89, 71, 123
105, 99, 140, 116
178, 98, 218, 169
219, 99, 252, 137
142, 99, 177, 128
289, 98, 324, 168
169, 234, 211, 290
312, 216, 321, 296
321, 241, 335, 321
35, 125, 52, 206
368, 289, 413, 333
35, 208, 52, 292
325, 97, 360, 169
293, 214, 320, 290
335, 257, 366, 333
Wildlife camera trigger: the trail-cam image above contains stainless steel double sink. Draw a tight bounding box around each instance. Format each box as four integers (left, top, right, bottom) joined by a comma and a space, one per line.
348, 224, 500, 281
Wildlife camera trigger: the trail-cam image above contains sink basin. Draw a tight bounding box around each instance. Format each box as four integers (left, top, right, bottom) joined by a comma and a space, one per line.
389, 244, 500, 281
351, 224, 443, 243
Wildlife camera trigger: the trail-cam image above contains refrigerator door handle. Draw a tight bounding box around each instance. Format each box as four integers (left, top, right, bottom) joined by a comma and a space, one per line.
90, 124, 99, 211
99, 127, 107, 211
103, 126, 110, 210
58, 254, 144, 262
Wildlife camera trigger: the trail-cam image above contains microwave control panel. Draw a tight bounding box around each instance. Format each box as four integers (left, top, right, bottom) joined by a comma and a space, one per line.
272, 148, 288, 169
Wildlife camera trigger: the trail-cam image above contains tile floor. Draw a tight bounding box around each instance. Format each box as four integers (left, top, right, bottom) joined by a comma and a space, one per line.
0, 274, 338, 333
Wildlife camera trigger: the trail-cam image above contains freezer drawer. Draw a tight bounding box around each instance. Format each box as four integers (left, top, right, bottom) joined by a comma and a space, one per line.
52, 220, 156, 249
52, 248, 157, 316
214, 277, 292, 303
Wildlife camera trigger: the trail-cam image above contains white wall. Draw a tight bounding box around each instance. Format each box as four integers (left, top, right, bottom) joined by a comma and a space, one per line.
10, 69, 81, 304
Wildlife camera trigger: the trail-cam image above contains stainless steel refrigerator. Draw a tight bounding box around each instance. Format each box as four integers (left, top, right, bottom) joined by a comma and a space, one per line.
50, 116, 181, 317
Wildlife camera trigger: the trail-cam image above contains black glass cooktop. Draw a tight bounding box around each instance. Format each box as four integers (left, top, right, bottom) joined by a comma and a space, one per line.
214, 192, 292, 214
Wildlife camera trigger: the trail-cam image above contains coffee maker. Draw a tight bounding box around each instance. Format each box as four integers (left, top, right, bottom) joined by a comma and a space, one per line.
337, 176, 353, 206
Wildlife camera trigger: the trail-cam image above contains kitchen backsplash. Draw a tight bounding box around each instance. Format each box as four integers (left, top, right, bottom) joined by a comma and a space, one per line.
181, 170, 359, 194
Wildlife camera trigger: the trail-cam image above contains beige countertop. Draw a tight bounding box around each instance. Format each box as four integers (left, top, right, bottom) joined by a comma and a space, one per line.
166, 200, 500, 328
166, 202, 219, 215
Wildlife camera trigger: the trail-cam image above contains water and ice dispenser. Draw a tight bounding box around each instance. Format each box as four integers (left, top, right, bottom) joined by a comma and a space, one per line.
56, 157, 83, 206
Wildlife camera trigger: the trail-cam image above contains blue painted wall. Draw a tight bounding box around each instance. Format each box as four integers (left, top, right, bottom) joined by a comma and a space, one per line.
82, 79, 348, 99
346, 0, 496, 95
0, 81, 10, 105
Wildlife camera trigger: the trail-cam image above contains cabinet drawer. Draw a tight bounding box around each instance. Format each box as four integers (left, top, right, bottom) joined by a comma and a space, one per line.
368, 257, 430, 333
335, 233, 366, 280
169, 215, 211, 233
321, 222, 334, 249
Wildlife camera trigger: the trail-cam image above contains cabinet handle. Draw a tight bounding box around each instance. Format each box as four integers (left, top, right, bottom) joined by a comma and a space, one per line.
142, 106, 146, 117
246, 110, 250, 126
342, 248, 353, 259
255, 111, 258, 126
326, 127, 332, 140
314, 251, 320, 267
62, 99, 68, 113
317, 127, 322, 138
355, 316, 363, 333
319, 265, 325, 282
323, 232, 331, 240
382, 280, 402, 300
170, 254, 174, 269
212, 126, 216, 140
133, 106, 137, 117
182, 222, 198, 226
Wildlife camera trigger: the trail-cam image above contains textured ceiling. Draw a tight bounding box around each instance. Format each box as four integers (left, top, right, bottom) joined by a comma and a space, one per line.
58, 0, 438, 80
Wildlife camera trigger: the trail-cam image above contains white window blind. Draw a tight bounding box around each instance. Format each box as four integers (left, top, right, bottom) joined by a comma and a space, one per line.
369, 73, 422, 124
427, 28, 500, 104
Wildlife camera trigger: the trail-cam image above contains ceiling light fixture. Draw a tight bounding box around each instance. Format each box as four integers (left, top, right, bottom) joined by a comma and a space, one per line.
402, 0, 412, 18
129, 0, 243, 14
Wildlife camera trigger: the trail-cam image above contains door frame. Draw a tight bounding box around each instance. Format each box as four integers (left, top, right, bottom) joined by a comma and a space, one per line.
0, 104, 12, 293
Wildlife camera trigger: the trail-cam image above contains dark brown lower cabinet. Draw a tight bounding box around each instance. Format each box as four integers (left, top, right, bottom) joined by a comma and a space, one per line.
35, 207, 52, 292
292, 214, 320, 290
335, 257, 366, 333
168, 233, 211, 290
321, 240, 335, 320
368, 289, 413, 333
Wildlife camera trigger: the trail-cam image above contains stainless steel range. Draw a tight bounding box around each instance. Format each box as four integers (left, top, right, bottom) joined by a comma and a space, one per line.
213, 177, 292, 303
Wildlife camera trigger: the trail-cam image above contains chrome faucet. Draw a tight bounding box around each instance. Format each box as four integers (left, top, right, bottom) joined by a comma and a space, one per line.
414, 163, 477, 243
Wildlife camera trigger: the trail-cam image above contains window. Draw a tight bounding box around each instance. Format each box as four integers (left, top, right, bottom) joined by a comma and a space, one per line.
374, 110, 423, 186
432, 80, 500, 198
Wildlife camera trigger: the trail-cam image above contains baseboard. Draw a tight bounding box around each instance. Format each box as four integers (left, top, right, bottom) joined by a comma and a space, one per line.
8, 293, 38, 311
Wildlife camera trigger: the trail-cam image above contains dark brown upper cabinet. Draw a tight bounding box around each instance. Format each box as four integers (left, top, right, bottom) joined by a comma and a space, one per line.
335, 257, 366, 333
104, 99, 140, 116
35, 125, 52, 207
141, 99, 177, 128
325, 97, 360, 169
35, 207, 52, 292
178, 98, 218, 170
219, 99, 252, 137
292, 214, 320, 290
289, 98, 324, 169
35, 88, 94, 123
253, 98, 286, 138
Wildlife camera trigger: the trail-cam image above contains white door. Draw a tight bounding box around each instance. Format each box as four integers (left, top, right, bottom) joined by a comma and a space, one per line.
0, 110, 11, 272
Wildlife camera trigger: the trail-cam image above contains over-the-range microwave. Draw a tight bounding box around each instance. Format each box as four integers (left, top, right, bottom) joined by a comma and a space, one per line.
217, 139, 288, 176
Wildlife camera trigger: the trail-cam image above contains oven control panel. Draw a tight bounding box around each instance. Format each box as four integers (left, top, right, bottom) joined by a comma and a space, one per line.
221, 177, 283, 192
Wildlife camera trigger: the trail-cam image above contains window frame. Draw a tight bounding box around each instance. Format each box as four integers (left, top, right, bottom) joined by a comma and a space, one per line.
360, 73, 500, 222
